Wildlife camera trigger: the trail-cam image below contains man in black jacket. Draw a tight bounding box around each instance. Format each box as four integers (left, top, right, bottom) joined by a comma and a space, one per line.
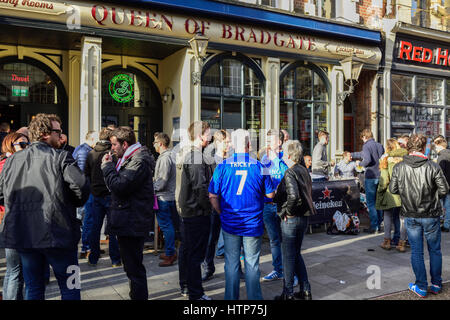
0, 113, 90, 300
433, 135, 450, 232
101, 126, 155, 300
85, 127, 121, 267
175, 120, 212, 300
390, 134, 449, 298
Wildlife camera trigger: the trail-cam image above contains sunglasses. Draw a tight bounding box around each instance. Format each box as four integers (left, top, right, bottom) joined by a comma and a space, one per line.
13, 142, 30, 149
51, 129, 63, 135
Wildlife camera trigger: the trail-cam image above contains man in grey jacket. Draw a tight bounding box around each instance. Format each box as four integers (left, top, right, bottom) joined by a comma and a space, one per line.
153, 132, 178, 267
312, 130, 334, 176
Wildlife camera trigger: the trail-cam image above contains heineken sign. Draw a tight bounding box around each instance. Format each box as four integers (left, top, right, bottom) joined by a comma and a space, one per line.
109, 74, 134, 103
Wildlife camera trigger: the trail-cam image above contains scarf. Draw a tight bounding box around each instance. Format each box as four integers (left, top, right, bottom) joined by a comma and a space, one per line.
115, 142, 142, 172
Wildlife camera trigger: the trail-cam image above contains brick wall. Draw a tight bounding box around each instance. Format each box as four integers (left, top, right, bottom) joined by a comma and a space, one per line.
353, 70, 377, 151
356, 0, 384, 26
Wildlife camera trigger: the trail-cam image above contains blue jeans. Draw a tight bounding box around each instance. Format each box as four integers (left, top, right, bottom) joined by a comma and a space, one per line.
365, 179, 383, 231
405, 217, 442, 291
281, 216, 310, 296
156, 200, 177, 257
442, 194, 450, 229
18, 248, 80, 300
392, 207, 401, 244
223, 230, 262, 300
81, 194, 94, 252
216, 229, 224, 256
263, 203, 282, 274
202, 210, 222, 274
88, 195, 120, 265
3, 248, 24, 300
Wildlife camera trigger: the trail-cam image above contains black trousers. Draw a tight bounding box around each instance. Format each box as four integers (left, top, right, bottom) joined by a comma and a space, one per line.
117, 236, 148, 300
178, 215, 211, 300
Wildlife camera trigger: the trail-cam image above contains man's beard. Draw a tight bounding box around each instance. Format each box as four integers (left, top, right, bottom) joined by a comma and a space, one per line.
51, 139, 62, 149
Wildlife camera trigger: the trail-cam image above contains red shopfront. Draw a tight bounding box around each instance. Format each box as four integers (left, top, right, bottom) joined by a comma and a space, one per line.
390, 34, 450, 143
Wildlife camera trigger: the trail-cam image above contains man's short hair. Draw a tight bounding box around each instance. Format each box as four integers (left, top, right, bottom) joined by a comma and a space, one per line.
231, 129, 250, 150
213, 129, 229, 143
343, 151, 351, 157
434, 135, 448, 148
360, 128, 373, 139
400, 134, 410, 140
155, 132, 170, 147
282, 140, 303, 163
188, 121, 210, 141
85, 130, 96, 141
99, 127, 113, 141
28, 113, 62, 142
267, 129, 284, 144
318, 130, 329, 139
111, 126, 136, 146
0, 122, 10, 133
407, 133, 427, 153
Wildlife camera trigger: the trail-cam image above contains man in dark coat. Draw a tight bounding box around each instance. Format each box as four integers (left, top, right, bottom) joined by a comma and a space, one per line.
433, 135, 450, 232
0, 113, 90, 300
101, 126, 155, 300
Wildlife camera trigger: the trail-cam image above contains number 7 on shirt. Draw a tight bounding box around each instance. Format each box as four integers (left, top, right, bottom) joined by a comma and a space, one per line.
235, 170, 248, 195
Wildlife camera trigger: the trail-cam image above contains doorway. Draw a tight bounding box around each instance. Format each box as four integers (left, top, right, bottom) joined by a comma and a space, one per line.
344, 97, 355, 152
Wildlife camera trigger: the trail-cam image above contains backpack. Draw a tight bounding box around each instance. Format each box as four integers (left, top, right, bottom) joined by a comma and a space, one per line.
327, 210, 360, 235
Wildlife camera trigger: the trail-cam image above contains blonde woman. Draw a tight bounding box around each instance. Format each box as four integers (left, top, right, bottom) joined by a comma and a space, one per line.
376, 138, 408, 252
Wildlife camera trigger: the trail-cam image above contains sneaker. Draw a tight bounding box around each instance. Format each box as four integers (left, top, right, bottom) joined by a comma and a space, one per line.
111, 262, 122, 268
293, 275, 299, 287
202, 272, 214, 282
197, 294, 212, 300
262, 270, 283, 281
408, 283, 427, 298
180, 287, 188, 297
87, 261, 97, 267
429, 284, 442, 294
441, 226, 450, 232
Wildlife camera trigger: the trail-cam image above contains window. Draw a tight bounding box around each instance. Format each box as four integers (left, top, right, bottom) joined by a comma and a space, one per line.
280, 65, 329, 156
0, 62, 60, 104
201, 55, 265, 141
391, 73, 446, 139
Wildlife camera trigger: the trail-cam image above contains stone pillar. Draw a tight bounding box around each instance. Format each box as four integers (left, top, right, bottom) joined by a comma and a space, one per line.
330, 66, 344, 160
264, 57, 280, 129
80, 36, 102, 144
68, 51, 81, 146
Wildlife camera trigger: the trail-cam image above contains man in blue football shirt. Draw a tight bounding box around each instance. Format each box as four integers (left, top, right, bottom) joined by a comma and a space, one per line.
209, 129, 276, 300
260, 129, 290, 282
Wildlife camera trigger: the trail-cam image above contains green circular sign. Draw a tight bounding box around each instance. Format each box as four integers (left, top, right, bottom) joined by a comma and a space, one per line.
109, 74, 134, 103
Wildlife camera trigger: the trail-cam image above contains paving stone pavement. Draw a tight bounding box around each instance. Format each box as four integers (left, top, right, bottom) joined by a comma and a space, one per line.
1, 224, 450, 300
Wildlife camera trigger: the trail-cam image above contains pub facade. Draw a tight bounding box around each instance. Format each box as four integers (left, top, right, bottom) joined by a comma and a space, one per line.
0, 0, 382, 159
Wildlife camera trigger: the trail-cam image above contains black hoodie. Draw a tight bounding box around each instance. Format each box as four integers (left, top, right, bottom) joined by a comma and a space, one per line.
390, 154, 449, 218
84, 140, 113, 197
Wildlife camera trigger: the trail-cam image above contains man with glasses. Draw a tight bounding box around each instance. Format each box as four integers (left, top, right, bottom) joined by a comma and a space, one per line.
0, 113, 90, 300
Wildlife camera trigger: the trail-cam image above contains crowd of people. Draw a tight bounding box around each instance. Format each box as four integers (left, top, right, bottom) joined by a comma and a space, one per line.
0, 113, 448, 301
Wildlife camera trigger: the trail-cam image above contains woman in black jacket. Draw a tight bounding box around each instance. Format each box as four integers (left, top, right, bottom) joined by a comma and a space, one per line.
274, 140, 317, 300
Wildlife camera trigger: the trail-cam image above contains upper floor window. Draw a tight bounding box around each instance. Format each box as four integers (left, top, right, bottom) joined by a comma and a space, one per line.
237, 0, 294, 11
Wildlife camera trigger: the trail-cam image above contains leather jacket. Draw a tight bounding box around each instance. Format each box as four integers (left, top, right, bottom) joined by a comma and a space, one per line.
274, 163, 317, 219
389, 154, 449, 218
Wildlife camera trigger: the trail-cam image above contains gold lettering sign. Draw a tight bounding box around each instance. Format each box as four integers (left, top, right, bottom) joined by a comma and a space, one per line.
0, 0, 382, 65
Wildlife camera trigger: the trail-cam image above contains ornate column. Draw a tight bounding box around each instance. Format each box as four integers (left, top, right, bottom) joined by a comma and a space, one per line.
80, 36, 102, 142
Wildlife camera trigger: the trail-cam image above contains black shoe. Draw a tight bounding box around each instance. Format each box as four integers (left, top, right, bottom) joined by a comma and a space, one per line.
441, 226, 450, 232
363, 228, 378, 234
100, 249, 106, 254
215, 254, 224, 259
202, 272, 214, 282
303, 290, 312, 300
274, 292, 295, 300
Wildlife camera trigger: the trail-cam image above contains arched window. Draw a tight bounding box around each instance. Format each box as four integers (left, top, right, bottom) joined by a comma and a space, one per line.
102, 68, 162, 147
0, 58, 67, 132
280, 63, 330, 156
201, 54, 265, 137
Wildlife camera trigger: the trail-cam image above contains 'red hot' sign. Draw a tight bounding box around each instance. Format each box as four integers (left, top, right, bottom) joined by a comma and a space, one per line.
397, 40, 450, 67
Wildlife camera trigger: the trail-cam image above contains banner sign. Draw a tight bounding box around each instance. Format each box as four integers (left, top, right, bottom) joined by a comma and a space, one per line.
0, 0, 381, 65
309, 179, 360, 225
